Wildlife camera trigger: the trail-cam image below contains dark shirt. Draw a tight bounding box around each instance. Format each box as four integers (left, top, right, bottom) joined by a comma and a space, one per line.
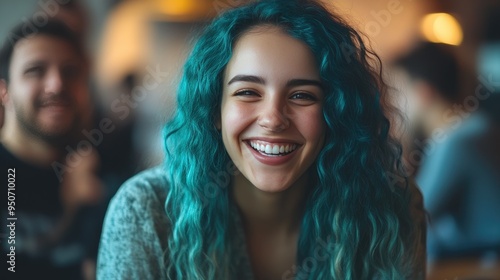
1, 143, 103, 280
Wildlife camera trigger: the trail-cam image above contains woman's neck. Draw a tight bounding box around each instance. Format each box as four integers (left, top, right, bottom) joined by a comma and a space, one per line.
232, 171, 310, 236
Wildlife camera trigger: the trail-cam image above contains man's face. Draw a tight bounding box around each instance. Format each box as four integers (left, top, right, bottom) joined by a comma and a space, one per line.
3, 35, 89, 143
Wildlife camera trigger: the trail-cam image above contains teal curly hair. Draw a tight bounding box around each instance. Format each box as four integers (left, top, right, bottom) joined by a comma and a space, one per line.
164, 0, 423, 279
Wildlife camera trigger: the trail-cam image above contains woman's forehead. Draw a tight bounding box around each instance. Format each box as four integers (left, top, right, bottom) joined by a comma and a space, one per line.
225, 27, 320, 83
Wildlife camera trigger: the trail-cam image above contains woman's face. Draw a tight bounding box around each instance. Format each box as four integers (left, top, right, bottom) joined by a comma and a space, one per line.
220, 26, 326, 193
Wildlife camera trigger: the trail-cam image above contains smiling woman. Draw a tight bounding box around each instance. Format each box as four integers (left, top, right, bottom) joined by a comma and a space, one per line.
220, 27, 326, 193
97, 0, 426, 279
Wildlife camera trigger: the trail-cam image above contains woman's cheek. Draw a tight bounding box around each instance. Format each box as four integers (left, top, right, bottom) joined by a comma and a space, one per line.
302, 108, 326, 148
223, 103, 254, 133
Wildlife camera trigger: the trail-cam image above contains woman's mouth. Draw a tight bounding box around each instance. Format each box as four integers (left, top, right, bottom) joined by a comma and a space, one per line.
247, 140, 299, 157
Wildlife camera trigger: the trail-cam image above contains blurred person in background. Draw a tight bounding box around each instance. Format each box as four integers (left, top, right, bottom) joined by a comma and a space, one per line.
0, 20, 104, 279
0, 0, 89, 135
394, 42, 461, 175
394, 42, 500, 269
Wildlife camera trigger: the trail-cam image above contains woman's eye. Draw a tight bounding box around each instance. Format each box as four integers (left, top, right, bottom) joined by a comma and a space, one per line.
234, 90, 259, 97
290, 92, 317, 101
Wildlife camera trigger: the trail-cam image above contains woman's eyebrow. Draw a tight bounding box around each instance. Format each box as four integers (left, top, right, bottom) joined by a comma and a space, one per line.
227, 74, 266, 85
227, 75, 323, 89
286, 79, 324, 90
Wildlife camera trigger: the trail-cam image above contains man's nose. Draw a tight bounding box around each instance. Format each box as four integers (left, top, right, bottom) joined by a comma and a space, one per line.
44, 68, 64, 94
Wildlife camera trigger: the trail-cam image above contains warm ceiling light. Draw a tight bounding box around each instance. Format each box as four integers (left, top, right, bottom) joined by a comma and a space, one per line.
152, 0, 213, 21
158, 0, 195, 16
421, 13, 463, 46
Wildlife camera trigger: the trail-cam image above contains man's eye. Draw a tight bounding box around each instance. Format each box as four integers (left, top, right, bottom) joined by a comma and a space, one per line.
25, 67, 43, 75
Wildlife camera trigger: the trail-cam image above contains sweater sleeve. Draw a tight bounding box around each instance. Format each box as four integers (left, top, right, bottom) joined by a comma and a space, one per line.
96, 167, 170, 280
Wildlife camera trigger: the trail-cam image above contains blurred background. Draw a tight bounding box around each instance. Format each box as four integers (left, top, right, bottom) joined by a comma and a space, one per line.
0, 0, 496, 168
1, 0, 499, 279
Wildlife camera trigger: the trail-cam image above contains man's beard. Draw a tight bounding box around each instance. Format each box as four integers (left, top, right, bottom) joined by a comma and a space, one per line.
14, 101, 81, 147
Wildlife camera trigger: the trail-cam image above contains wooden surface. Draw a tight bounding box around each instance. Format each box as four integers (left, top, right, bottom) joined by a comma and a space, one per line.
427, 258, 500, 280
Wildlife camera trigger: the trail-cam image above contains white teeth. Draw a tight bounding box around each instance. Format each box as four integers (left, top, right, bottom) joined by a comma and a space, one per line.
265, 145, 272, 154
249, 141, 298, 155
272, 145, 279, 154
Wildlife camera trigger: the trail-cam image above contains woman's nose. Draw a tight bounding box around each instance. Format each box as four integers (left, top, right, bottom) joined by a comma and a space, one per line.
257, 100, 290, 132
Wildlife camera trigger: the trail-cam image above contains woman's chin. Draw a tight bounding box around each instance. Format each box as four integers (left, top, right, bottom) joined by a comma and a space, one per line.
249, 178, 295, 193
